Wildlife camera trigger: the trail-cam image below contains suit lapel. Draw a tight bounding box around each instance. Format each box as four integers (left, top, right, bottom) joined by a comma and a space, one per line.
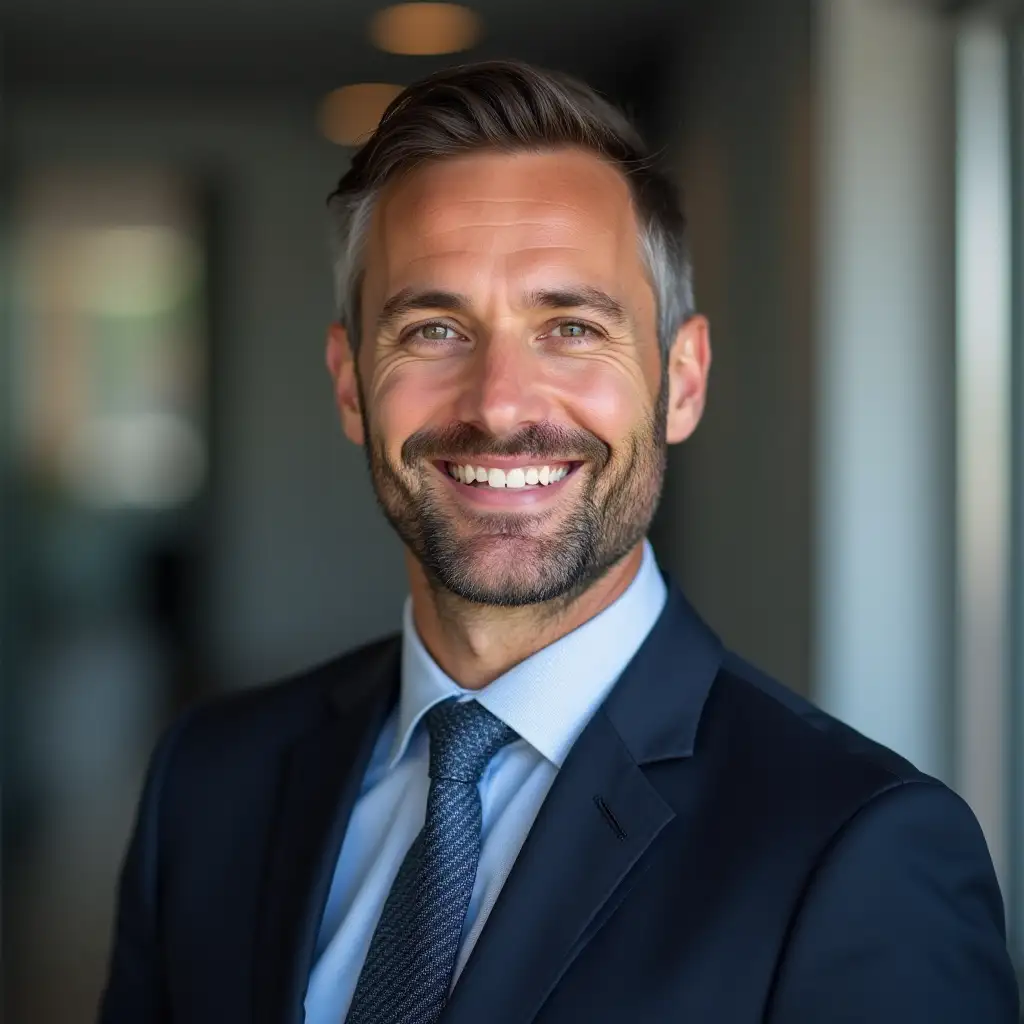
252, 639, 400, 1024
441, 708, 674, 1024
442, 583, 723, 1024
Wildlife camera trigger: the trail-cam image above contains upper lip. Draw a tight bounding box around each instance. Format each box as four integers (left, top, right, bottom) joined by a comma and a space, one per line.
437, 455, 576, 468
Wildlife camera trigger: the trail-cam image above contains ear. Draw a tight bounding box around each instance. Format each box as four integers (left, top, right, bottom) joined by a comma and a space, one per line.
326, 322, 365, 446
665, 315, 711, 445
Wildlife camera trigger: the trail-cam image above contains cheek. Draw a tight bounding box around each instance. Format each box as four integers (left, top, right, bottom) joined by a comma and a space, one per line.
370, 360, 458, 453
551, 359, 651, 445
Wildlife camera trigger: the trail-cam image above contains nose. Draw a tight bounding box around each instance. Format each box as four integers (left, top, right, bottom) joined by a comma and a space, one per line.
455, 334, 553, 439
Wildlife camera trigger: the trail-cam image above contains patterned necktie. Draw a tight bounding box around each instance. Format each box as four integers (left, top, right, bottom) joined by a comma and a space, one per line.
344, 698, 518, 1024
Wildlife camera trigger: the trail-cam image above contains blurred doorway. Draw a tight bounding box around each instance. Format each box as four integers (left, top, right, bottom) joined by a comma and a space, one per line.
4, 167, 212, 1022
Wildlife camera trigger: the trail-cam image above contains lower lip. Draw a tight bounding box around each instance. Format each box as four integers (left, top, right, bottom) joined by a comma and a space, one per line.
436, 464, 580, 506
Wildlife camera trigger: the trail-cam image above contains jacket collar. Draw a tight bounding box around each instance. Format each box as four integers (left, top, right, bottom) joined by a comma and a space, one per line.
602, 578, 723, 763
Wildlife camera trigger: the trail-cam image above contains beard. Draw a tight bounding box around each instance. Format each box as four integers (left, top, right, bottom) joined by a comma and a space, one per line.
360, 380, 668, 608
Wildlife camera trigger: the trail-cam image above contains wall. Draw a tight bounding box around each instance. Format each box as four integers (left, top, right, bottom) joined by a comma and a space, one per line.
654, 0, 815, 697
814, 0, 957, 782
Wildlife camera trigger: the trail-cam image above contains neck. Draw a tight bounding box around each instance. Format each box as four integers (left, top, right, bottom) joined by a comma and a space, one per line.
407, 542, 646, 690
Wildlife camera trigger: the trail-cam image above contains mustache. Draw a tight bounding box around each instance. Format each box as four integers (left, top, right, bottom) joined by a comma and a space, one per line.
401, 422, 610, 468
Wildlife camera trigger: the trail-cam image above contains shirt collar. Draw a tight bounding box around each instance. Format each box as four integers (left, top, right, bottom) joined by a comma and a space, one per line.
391, 539, 668, 770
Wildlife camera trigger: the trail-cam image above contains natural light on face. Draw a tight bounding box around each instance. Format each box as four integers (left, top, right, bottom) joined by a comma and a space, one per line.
355, 148, 668, 606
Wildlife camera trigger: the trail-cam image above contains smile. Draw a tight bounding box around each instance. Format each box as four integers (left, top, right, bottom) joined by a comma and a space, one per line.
433, 459, 581, 505
444, 461, 573, 489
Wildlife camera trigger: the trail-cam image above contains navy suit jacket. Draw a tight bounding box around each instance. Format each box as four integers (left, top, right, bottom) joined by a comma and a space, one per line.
99, 582, 1020, 1022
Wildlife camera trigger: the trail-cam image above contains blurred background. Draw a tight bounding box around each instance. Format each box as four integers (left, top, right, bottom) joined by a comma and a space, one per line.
2, 0, 1022, 1018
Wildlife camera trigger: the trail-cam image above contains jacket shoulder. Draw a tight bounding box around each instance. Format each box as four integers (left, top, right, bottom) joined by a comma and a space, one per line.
719, 650, 927, 783
698, 649, 946, 841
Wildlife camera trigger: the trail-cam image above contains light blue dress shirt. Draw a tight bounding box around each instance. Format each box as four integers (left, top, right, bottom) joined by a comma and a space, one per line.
304, 540, 667, 1024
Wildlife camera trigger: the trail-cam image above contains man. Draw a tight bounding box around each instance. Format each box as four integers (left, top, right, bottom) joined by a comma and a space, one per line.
99, 60, 1019, 1023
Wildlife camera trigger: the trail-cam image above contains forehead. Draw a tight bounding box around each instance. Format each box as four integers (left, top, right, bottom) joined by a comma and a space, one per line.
363, 148, 653, 312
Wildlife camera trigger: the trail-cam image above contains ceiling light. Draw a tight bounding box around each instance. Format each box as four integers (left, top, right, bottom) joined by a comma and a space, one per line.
318, 83, 405, 146
370, 3, 482, 56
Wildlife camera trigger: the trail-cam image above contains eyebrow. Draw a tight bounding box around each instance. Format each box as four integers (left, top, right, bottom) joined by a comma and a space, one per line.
376, 289, 471, 336
374, 285, 632, 336
523, 287, 631, 330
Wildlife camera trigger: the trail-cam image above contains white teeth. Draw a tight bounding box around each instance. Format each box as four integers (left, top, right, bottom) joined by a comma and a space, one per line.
448, 462, 571, 487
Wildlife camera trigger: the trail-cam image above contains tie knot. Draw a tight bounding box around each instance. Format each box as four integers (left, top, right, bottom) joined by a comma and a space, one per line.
425, 699, 518, 784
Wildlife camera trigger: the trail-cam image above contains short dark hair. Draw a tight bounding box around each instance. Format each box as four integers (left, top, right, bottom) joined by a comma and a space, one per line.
327, 59, 694, 354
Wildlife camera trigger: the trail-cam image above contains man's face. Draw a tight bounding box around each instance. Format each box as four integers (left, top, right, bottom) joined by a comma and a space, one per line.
328, 148, 707, 606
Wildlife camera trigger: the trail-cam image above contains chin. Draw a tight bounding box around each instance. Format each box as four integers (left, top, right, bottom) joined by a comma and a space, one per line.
433, 542, 582, 607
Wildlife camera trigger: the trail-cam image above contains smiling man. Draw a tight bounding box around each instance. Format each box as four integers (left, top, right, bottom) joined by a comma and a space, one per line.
99, 61, 1019, 1024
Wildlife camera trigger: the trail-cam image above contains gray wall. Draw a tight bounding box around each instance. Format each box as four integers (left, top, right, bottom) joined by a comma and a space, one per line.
654, 0, 815, 697
814, 0, 956, 784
